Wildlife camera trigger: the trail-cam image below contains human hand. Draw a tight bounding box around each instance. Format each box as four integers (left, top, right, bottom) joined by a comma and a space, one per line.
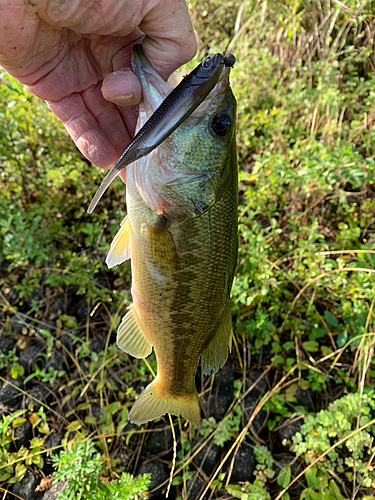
0, 0, 196, 168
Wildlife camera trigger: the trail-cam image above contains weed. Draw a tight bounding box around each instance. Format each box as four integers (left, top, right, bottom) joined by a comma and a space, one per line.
226, 480, 271, 499
200, 407, 241, 447
0, 348, 24, 379
292, 390, 375, 492
24, 366, 66, 387
298, 467, 348, 500
225, 445, 275, 499
0, 409, 47, 483
52, 439, 150, 500
253, 445, 276, 484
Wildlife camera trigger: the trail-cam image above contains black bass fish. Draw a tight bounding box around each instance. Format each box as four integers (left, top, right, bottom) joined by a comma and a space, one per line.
106, 48, 238, 426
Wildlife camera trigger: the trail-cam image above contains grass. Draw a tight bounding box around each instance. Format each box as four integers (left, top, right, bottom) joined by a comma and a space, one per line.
1, 0, 375, 498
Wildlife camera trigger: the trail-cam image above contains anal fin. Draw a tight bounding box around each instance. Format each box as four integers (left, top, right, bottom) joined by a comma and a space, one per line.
201, 302, 232, 376
117, 303, 152, 358
106, 215, 132, 269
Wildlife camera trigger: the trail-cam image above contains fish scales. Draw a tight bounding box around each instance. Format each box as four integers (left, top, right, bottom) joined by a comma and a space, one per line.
106, 49, 238, 425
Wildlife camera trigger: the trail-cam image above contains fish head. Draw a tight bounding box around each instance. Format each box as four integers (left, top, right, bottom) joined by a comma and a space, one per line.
159, 75, 237, 219
128, 51, 237, 220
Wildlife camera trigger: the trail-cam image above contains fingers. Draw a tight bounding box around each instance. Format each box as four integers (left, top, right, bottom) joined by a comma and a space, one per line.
81, 83, 136, 152
140, 0, 197, 80
47, 84, 137, 168
101, 1, 196, 108
102, 70, 142, 106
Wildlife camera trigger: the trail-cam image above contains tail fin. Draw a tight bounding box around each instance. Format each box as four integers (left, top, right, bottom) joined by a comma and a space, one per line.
128, 377, 201, 426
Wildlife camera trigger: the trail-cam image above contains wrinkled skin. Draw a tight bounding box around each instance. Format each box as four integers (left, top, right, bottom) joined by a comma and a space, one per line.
0, 0, 196, 169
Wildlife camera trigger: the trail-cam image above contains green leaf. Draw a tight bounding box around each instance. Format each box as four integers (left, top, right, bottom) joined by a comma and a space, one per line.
11, 363, 25, 379
305, 468, 320, 489
0, 471, 12, 482
12, 417, 27, 429
324, 311, 339, 328
106, 401, 122, 415
76, 403, 90, 412
171, 475, 183, 486
267, 419, 277, 431
336, 330, 348, 348
32, 454, 44, 469
320, 345, 333, 357
85, 416, 98, 425
37, 422, 50, 434
226, 484, 245, 499
302, 340, 319, 352
30, 437, 45, 448
125, 429, 136, 446
14, 462, 27, 479
277, 466, 291, 488
11, 409, 27, 420
300, 488, 312, 500
329, 480, 345, 499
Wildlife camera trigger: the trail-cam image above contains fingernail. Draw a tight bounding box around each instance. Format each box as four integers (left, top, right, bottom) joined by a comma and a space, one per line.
109, 93, 135, 106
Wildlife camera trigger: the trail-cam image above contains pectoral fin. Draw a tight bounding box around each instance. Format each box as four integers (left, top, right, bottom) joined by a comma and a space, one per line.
106, 216, 132, 269
117, 303, 152, 358
201, 303, 232, 375
142, 217, 177, 266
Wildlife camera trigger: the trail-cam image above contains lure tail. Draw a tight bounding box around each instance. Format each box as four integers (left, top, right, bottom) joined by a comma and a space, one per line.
128, 377, 201, 426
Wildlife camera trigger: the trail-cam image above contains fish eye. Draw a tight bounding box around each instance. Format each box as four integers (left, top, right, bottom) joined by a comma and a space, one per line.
202, 58, 213, 69
211, 114, 231, 136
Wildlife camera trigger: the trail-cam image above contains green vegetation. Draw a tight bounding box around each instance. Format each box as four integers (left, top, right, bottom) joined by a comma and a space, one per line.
0, 407, 50, 483
1, 0, 375, 498
52, 439, 150, 500
293, 391, 375, 493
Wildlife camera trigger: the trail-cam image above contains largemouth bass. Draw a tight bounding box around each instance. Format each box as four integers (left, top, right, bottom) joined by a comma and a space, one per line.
107, 49, 238, 426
